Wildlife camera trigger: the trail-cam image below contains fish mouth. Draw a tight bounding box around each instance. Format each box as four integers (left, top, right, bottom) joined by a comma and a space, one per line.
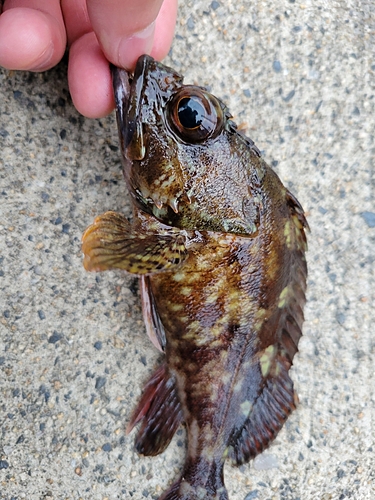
111, 57, 146, 162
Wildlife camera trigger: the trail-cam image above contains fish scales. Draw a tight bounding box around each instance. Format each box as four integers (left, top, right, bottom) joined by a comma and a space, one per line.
82, 55, 308, 500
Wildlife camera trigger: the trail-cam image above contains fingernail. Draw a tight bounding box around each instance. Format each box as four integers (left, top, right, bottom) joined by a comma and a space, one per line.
117, 22, 155, 70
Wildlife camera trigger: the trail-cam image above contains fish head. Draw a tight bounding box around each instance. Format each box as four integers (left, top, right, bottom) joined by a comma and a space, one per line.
113, 55, 268, 235
113, 55, 186, 215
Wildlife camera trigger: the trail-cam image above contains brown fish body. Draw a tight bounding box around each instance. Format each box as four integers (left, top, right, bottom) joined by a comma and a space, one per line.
82, 56, 308, 500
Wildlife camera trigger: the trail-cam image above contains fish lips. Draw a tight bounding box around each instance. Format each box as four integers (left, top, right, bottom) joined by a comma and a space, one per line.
111, 62, 137, 163
112, 56, 151, 163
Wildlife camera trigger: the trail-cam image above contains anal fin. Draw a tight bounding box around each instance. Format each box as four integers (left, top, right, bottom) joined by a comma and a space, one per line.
127, 363, 183, 456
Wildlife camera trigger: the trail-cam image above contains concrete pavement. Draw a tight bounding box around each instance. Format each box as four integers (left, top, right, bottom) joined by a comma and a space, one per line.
0, 1, 374, 499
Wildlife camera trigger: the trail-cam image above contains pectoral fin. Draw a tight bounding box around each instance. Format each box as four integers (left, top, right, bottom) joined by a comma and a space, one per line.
82, 211, 187, 274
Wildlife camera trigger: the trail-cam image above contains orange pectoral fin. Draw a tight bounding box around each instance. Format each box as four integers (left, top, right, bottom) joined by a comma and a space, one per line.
82, 211, 132, 271
82, 211, 188, 275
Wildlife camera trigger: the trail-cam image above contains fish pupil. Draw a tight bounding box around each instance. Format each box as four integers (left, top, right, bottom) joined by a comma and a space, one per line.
178, 97, 204, 129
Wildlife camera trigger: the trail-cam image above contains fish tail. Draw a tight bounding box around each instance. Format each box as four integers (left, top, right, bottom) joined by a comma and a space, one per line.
159, 479, 229, 500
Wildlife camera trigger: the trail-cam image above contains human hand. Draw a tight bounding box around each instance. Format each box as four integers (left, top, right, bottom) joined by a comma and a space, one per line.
0, 0, 178, 117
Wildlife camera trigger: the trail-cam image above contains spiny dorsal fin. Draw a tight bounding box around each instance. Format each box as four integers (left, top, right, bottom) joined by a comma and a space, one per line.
228, 189, 308, 465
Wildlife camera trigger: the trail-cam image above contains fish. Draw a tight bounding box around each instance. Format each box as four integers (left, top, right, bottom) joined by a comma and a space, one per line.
82, 55, 308, 500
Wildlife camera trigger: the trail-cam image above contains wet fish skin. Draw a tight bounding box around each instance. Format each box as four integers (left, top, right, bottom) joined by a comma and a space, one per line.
82, 55, 308, 500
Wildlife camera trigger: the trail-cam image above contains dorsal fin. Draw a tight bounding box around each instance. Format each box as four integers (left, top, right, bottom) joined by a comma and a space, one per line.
228, 188, 308, 464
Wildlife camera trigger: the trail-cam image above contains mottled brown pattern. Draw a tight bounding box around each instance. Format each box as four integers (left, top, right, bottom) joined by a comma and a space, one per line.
82, 55, 308, 500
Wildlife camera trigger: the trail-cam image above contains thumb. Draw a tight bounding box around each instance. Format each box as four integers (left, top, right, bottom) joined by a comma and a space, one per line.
86, 0, 174, 70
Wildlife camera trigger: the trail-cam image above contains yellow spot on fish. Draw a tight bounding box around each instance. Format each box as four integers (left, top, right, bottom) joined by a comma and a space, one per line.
260, 344, 276, 377
195, 335, 215, 346
274, 360, 282, 377
278, 285, 291, 308
209, 315, 230, 337
185, 272, 200, 284
255, 308, 267, 320
170, 303, 184, 312
292, 214, 303, 230
187, 320, 201, 332
173, 272, 186, 282
221, 371, 232, 385
284, 220, 293, 248
220, 350, 228, 362
233, 378, 243, 393
254, 307, 267, 331
180, 286, 192, 296
182, 329, 198, 340
206, 291, 219, 304
209, 338, 227, 348
240, 400, 252, 416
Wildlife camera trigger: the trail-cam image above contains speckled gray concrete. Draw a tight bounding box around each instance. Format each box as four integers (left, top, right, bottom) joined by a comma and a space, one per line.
1, 1, 374, 499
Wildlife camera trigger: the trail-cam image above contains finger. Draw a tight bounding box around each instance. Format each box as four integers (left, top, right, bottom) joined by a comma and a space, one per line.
151, 0, 177, 61
68, 31, 114, 118
86, 0, 175, 70
0, 0, 66, 71
60, 0, 91, 46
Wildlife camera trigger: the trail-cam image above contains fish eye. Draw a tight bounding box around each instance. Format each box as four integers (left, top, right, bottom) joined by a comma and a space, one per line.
168, 87, 223, 143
